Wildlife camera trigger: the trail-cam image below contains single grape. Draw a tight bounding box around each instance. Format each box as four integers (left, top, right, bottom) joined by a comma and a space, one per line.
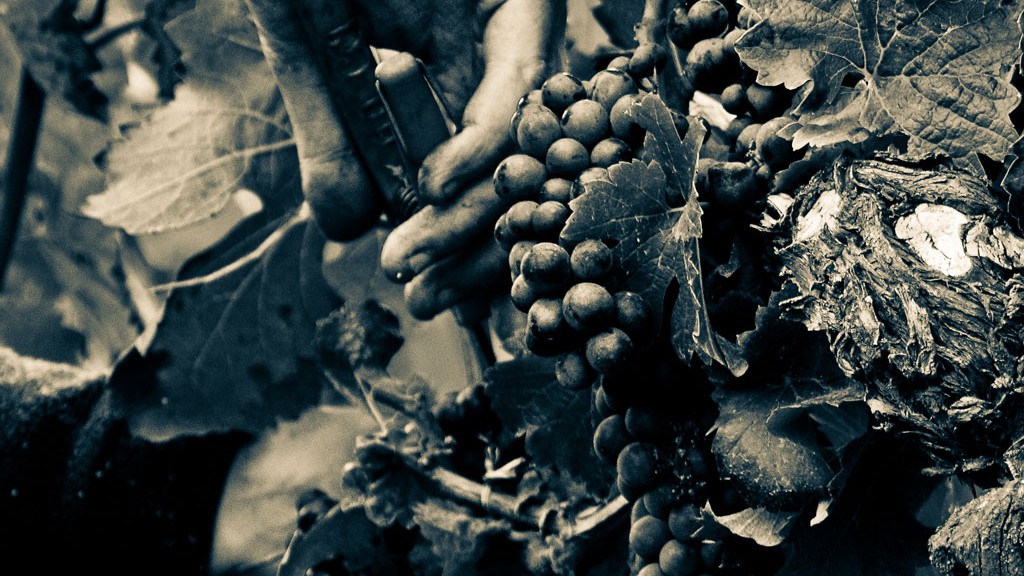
625, 404, 671, 442
617, 441, 660, 495
541, 73, 587, 116
576, 166, 610, 191
614, 291, 654, 341
606, 54, 632, 70
570, 239, 614, 281
561, 99, 611, 148
563, 282, 616, 332
687, 0, 729, 39
593, 414, 632, 463
493, 154, 546, 201
523, 328, 565, 357
643, 484, 676, 519
589, 69, 639, 111
594, 385, 616, 418
630, 515, 673, 560
610, 93, 645, 143
755, 162, 773, 186
755, 116, 796, 170
507, 240, 535, 277
590, 137, 632, 168
494, 212, 516, 251
632, 497, 650, 524
668, 504, 702, 541
516, 104, 563, 158
745, 84, 787, 121
510, 274, 538, 312
720, 84, 747, 115
638, 563, 666, 576
629, 42, 666, 77
546, 137, 591, 178
708, 161, 758, 208
659, 540, 700, 576
506, 199, 539, 237
724, 116, 754, 147
527, 298, 566, 338
539, 177, 577, 203
736, 122, 761, 152
556, 350, 596, 390
686, 39, 734, 91
520, 242, 571, 292
509, 89, 544, 137
532, 200, 571, 238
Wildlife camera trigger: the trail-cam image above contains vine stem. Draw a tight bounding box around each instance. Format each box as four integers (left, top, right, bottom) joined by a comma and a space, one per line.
0, 70, 45, 291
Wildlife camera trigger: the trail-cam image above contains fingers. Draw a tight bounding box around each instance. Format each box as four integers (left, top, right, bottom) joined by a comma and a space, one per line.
245, 0, 382, 240
380, 178, 507, 280
418, 0, 567, 204
403, 242, 509, 320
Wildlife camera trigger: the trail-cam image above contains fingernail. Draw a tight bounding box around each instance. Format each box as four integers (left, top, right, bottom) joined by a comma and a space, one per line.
407, 252, 431, 274
439, 180, 460, 200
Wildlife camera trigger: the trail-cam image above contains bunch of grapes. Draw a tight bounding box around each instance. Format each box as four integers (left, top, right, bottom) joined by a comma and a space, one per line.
666, 0, 806, 228
492, 62, 659, 391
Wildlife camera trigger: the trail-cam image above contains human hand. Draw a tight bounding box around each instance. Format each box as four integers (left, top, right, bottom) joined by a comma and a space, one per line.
245, 0, 566, 319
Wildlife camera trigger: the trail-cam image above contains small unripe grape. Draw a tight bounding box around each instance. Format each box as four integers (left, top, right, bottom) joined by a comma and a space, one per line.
542, 73, 586, 115
586, 327, 633, 373
556, 350, 596, 390
588, 69, 639, 111
521, 241, 571, 292
629, 42, 666, 77
510, 274, 537, 312
668, 504, 701, 541
576, 166, 610, 190
610, 93, 645, 143
756, 116, 796, 170
539, 177, 577, 203
494, 154, 546, 201
615, 291, 654, 341
506, 200, 539, 237
516, 104, 562, 158
736, 122, 761, 152
532, 200, 571, 238
637, 563, 666, 576
630, 515, 672, 560
590, 137, 632, 168
593, 414, 632, 463
527, 298, 565, 338
508, 240, 536, 277
563, 282, 615, 332
659, 540, 700, 576
561, 100, 611, 148
570, 239, 614, 281
546, 137, 590, 178
687, 0, 729, 39
720, 84, 747, 115
643, 485, 676, 520
494, 213, 516, 251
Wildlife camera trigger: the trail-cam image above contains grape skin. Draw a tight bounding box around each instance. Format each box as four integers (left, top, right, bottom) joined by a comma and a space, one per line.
630, 515, 673, 560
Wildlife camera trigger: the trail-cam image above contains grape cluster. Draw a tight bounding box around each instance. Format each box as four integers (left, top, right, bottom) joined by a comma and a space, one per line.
667, 0, 805, 223
493, 62, 658, 391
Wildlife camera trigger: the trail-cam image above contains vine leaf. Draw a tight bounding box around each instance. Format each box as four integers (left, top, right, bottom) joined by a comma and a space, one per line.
929, 478, 1024, 576
562, 94, 745, 375
485, 357, 614, 493
737, 0, 1023, 159
109, 212, 339, 441
83, 0, 300, 234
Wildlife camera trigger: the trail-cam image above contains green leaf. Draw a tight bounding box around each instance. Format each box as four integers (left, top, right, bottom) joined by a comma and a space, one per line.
737, 0, 1023, 158
109, 213, 339, 440
562, 94, 746, 375
83, 0, 300, 234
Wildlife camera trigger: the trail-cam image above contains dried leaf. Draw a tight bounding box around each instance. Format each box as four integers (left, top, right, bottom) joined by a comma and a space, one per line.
737, 0, 1023, 158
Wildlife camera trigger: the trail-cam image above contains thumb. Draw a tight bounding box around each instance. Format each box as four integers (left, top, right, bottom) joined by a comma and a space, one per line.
417, 0, 566, 205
